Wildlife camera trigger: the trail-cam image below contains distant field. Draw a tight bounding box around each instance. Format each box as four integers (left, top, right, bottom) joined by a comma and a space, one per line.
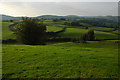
46, 26, 62, 32
89, 27, 113, 31
44, 20, 65, 27
59, 28, 118, 39
45, 20, 65, 32
89, 27, 120, 35
2, 41, 118, 78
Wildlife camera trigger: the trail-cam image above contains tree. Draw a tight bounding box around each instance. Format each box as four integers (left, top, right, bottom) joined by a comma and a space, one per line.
87, 30, 95, 41
16, 18, 47, 45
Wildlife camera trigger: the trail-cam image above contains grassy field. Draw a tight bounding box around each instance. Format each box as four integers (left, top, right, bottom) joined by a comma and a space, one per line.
2, 41, 118, 78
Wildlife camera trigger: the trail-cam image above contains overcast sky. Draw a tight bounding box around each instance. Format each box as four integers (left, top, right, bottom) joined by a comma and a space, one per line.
0, 0, 119, 2
0, 1, 118, 17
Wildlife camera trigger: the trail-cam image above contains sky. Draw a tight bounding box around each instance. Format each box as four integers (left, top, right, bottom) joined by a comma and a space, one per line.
0, 0, 119, 17
0, 0, 119, 2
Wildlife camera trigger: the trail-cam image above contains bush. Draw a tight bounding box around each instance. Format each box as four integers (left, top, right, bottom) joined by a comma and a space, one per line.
16, 18, 47, 45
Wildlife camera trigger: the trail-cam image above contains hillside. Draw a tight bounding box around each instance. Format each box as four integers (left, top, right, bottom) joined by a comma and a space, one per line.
2, 16, 119, 79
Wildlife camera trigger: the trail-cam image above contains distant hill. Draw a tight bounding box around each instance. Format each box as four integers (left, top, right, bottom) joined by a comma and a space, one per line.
64, 15, 81, 19
0, 14, 118, 21
1, 14, 81, 20
36, 15, 63, 19
1, 14, 22, 20
1, 14, 14, 20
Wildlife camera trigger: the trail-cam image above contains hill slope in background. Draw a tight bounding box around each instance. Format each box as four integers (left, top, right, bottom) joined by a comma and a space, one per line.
1, 14, 118, 21
1, 14, 80, 20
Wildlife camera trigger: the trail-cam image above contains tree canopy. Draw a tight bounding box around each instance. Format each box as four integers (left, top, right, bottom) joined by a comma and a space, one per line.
16, 18, 47, 45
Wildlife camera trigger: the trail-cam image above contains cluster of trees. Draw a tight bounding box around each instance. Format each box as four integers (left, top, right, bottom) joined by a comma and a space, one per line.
79, 18, 118, 28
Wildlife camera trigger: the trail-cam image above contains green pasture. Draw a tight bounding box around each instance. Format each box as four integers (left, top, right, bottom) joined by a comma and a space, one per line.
59, 28, 118, 39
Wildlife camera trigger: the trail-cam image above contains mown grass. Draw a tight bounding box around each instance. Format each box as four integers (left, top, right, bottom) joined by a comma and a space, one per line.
2, 41, 118, 78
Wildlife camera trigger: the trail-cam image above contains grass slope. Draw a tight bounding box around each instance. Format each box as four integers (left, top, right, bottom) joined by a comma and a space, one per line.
2, 41, 118, 78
